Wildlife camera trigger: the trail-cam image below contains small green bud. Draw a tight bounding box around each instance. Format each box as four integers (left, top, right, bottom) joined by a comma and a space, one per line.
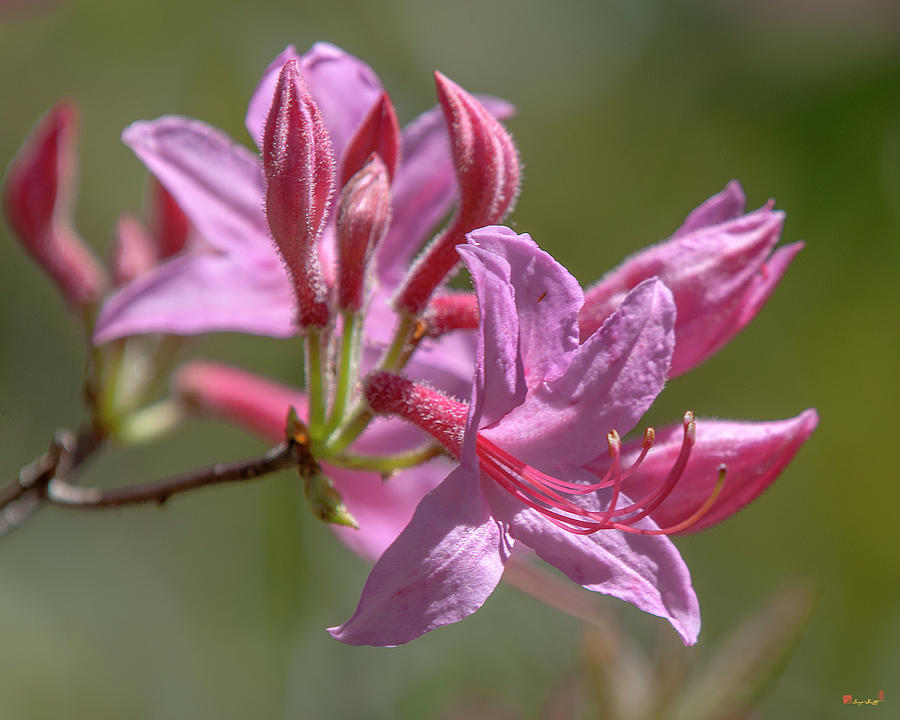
303, 472, 358, 529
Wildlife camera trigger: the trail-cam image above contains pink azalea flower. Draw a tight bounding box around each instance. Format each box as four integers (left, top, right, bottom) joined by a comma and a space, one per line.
92, 42, 514, 343
330, 226, 817, 647
580, 180, 804, 377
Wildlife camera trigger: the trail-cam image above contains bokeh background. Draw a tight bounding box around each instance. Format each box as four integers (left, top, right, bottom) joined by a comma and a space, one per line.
1, 0, 898, 717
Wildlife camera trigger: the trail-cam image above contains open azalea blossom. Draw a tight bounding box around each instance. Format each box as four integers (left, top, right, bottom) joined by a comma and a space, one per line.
1, 38, 817, 649
330, 227, 817, 647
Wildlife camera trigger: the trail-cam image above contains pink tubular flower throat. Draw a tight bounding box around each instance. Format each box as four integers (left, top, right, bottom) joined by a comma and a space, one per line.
365, 371, 724, 537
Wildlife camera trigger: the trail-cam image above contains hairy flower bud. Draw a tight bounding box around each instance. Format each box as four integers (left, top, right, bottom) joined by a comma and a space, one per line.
2, 101, 108, 308
336, 154, 391, 312
395, 72, 520, 315
262, 60, 335, 328
339, 92, 400, 186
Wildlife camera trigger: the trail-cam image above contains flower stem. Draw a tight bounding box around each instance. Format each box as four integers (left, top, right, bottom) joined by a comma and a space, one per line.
328, 444, 446, 474
323, 311, 359, 437
306, 328, 327, 438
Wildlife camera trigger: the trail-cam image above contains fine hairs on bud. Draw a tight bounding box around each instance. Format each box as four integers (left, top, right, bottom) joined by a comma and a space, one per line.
261, 59, 335, 328
394, 73, 521, 316
336, 154, 392, 312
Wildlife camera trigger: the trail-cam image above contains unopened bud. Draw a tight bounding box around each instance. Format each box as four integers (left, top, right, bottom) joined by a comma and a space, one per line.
109, 213, 157, 286
336, 154, 391, 312
147, 178, 189, 258
424, 292, 478, 336
395, 73, 520, 315
339, 92, 400, 186
262, 59, 335, 328
2, 101, 108, 308
303, 472, 358, 528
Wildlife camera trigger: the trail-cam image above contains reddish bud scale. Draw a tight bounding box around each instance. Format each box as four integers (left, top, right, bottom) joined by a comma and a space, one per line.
2, 101, 107, 308
424, 292, 479, 336
364, 371, 467, 456
262, 60, 335, 328
336, 155, 391, 312
109, 213, 157, 286
395, 72, 521, 316
148, 178, 189, 258
339, 93, 400, 186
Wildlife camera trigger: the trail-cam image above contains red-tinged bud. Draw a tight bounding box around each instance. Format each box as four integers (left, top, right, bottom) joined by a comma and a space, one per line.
2, 101, 108, 308
339, 92, 400, 186
336, 154, 391, 312
147, 178, 188, 258
424, 292, 478, 336
109, 213, 157, 286
262, 60, 335, 328
395, 72, 520, 316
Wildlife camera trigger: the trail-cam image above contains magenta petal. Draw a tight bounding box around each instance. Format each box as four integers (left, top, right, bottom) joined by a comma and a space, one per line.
458, 239, 526, 434
245, 45, 302, 146
122, 116, 270, 255
586, 410, 819, 533
329, 456, 451, 564
93, 251, 295, 342
581, 203, 789, 377
483, 479, 700, 645
376, 97, 516, 286
329, 465, 511, 646
670, 180, 746, 239
246, 43, 382, 158
488, 278, 675, 468
466, 226, 583, 386
669, 240, 803, 377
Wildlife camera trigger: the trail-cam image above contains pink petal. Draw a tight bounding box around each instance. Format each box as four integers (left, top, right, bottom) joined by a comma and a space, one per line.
376, 96, 515, 287
329, 453, 451, 563
580, 194, 793, 377
487, 278, 675, 468
483, 477, 700, 645
93, 251, 295, 342
584, 409, 819, 533
670, 180, 746, 239
465, 226, 583, 387
122, 116, 271, 256
329, 465, 512, 646
458, 237, 526, 433
246, 43, 382, 161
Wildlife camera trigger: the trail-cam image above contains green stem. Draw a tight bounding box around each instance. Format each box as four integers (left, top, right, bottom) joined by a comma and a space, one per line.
328, 444, 446, 473
324, 311, 359, 437
306, 329, 327, 438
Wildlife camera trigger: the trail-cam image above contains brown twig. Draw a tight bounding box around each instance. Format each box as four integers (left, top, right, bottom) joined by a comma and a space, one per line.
45, 441, 303, 509
1, 423, 311, 529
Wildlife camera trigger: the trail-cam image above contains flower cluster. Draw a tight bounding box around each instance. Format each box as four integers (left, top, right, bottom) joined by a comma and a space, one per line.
3, 42, 817, 647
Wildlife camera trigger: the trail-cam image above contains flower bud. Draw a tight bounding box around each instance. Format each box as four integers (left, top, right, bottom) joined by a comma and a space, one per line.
2, 101, 107, 308
336, 154, 391, 312
395, 73, 520, 315
338, 92, 400, 186
303, 472, 358, 528
109, 213, 157, 286
147, 178, 189, 258
262, 60, 335, 328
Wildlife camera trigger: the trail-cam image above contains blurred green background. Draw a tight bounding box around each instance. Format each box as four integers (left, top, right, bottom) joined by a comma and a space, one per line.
1, 0, 898, 717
